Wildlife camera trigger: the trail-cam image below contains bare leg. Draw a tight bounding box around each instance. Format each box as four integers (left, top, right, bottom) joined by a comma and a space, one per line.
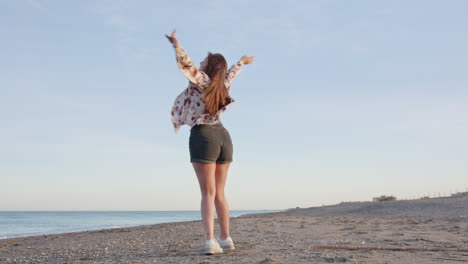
192, 162, 217, 240
214, 163, 231, 240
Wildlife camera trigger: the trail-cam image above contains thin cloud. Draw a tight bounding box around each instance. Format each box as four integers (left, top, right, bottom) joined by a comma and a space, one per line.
90, 0, 159, 62
26, 0, 48, 10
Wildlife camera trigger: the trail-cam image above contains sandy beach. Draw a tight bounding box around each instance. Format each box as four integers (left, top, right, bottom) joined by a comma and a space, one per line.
1, 196, 467, 264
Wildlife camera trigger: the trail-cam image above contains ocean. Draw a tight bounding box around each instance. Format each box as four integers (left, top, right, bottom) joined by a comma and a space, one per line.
0, 210, 276, 240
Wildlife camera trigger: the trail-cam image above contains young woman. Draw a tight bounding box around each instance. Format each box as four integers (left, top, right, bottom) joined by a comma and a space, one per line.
165, 30, 254, 255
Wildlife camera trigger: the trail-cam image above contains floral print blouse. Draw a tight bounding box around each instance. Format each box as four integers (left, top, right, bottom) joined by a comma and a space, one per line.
170, 44, 244, 133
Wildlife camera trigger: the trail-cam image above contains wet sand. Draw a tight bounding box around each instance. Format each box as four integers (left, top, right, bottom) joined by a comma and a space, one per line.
1, 196, 467, 263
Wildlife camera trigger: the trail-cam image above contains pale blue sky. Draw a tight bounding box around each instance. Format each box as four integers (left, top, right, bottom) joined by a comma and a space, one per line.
1, 0, 467, 210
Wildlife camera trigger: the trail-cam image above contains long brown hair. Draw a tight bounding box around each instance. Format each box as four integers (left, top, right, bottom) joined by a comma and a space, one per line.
202, 53, 228, 115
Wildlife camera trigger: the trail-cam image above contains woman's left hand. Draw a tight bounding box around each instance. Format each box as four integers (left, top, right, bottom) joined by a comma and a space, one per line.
165, 30, 180, 47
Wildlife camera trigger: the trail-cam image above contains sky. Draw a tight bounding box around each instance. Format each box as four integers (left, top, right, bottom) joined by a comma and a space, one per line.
1, 0, 467, 211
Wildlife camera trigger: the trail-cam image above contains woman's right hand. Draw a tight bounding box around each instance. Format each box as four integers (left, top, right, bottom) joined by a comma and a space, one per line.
240, 55, 255, 65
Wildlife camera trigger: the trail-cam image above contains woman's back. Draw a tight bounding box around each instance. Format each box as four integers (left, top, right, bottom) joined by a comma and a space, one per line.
169, 42, 245, 132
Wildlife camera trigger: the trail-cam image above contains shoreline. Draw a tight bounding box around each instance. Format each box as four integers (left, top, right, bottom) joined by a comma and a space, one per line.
0, 218, 203, 241
0, 210, 281, 241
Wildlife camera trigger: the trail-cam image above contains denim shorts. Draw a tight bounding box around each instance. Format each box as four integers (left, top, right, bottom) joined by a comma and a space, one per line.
189, 122, 233, 164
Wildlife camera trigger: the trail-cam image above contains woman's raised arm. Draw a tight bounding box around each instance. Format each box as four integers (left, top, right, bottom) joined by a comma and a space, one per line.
165, 30, 209, 86
225, 55, 255, 89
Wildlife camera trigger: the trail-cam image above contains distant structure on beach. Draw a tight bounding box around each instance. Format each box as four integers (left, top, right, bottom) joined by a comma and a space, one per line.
372, 195, 397, 202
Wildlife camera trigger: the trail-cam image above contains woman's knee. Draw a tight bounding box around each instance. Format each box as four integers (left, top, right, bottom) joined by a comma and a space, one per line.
214, 192, 226, 203
201, 188, 216, 199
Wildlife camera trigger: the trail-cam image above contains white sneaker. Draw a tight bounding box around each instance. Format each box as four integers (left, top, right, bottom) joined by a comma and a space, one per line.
204, 239, 223, 255
216, 236, 235, 250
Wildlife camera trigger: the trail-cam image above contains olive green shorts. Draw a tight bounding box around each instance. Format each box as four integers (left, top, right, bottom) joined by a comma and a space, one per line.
189, 122, 233, 164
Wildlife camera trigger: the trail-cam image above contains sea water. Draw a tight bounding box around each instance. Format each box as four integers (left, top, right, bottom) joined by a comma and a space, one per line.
0, 210, 276, 239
